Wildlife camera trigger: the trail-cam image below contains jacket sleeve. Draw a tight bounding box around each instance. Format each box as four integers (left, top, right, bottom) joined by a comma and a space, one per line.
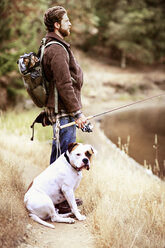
49, 44, 81, 113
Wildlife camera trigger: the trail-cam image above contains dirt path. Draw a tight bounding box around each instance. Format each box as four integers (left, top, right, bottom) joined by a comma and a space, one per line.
18, 156, 95, 248
20, 221, 94, 248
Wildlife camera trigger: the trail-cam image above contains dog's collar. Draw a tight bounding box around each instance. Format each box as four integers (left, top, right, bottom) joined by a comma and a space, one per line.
64, 151, 71, 165
64, 152, 83, 172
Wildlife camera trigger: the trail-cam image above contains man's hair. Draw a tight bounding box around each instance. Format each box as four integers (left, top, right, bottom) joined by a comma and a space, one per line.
44, 6, 67, 32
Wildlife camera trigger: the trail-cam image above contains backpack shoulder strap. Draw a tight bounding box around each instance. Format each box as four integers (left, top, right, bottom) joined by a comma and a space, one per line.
40, 38, 69, 62
40, 38, 46, 62
45, 41, 69, 60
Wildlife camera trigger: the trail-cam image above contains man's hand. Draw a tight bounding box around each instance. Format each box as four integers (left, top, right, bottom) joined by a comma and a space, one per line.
45, 107, 56, 124
75, 113, 87, 129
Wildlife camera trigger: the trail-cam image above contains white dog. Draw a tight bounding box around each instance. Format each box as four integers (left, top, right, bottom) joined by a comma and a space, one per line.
24, 142, 96, 228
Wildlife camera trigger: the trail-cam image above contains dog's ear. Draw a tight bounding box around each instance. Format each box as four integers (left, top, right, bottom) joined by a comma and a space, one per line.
68, 142, 79, 153
90, 146, 97, 156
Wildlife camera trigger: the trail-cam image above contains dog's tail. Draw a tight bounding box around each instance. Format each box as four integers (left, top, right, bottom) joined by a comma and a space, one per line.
29, 213, 55, 229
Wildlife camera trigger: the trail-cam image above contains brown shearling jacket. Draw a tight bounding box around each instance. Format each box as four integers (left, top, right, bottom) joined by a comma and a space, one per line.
43, 32, 83, 114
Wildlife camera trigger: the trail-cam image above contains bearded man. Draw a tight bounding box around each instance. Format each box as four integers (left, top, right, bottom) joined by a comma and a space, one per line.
43, 6, 87, 164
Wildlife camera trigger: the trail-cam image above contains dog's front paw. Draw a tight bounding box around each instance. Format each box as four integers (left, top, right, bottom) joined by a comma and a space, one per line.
77, 214, 86, 221
68, 218, 75, 224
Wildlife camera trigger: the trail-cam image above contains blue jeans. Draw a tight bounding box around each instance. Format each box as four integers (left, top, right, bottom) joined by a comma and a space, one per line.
50, 116, 76, 164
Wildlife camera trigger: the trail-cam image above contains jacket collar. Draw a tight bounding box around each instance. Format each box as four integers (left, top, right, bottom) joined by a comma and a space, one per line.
45, 32, 70, 48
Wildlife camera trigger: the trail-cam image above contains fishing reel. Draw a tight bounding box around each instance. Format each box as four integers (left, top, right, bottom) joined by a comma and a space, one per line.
77, 122, 93, 133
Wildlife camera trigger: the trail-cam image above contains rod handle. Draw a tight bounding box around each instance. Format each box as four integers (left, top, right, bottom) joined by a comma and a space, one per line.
60, 115, 93, 129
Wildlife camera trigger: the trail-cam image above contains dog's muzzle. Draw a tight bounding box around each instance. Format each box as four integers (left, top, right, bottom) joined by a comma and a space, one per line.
73, 158, 90, 172
82, 158, 90, 170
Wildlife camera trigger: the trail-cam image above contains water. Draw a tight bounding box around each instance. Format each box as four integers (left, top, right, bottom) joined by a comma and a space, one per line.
101, 102, 165, 178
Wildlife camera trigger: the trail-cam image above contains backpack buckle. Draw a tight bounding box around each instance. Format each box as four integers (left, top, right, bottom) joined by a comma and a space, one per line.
41, 38, 46, 46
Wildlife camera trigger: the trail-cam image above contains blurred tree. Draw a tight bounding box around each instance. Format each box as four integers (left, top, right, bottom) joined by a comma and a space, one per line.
107, 1, 155, 67
0, 0, 98, 76
91, 0, 165, 66
0, 0, 48, 76
148, 0, 165, 63
0, 0, 165, 77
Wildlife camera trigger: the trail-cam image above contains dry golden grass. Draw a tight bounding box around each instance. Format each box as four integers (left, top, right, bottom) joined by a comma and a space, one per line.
0, 130, 50, 247
0, 130, 50, 169
0, 126, 165, 248
77, 126, 165, 248
0, 144, 28, 247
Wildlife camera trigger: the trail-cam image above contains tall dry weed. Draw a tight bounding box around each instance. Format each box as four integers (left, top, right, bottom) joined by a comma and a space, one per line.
0, 151, 28, 247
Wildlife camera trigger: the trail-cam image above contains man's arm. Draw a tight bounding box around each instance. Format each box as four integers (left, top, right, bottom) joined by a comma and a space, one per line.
50, 45, 81, 113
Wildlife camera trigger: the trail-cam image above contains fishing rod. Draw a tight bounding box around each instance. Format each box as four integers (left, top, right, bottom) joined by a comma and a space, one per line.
60, 93, 165, 130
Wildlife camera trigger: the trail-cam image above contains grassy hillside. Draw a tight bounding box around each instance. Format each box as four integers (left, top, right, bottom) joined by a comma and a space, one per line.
0, 48, 165, 247
0, 116, 165, 247
78, 124, 165, 248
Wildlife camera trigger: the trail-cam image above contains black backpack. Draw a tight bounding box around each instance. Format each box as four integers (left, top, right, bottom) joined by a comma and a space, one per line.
17, 38, 68, 110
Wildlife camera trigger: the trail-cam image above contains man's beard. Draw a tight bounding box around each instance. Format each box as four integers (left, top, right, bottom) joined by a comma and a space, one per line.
59, 26, 70, 37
